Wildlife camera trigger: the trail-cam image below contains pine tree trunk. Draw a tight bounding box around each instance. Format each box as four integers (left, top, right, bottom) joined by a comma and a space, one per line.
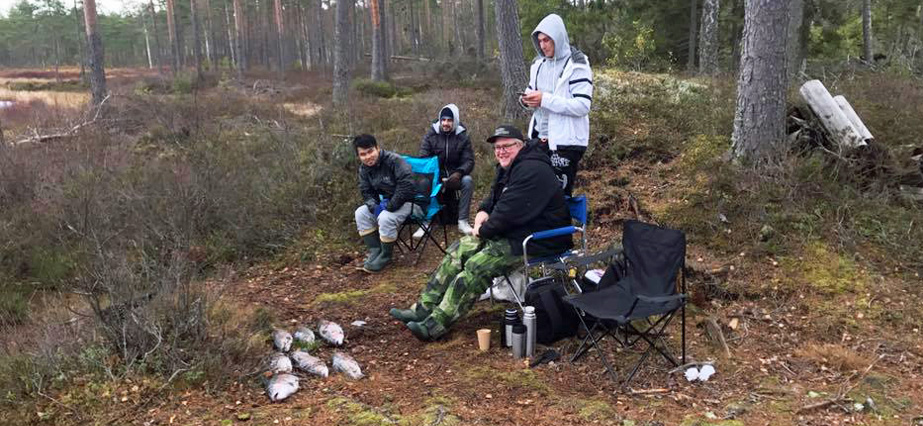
494, 0, 528, 120
166, 0, 179, 75
233, 0, 246, 79
731, 0, 790, 162
369, 0, 385, 81
452, 0, 462, 56
409, 0, 419, 54
191, 0, 204, 80
862, 0, 873, 61
699, 0, 719, 75
274, 0, 285, 78
333, 0, 352, 107
787, 0, 804, 79
687, 0, 697, 71
144, 20, 153, 68
83, 0, 107, 106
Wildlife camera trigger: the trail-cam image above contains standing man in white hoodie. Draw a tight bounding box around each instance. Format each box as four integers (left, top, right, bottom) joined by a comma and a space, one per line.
520, 13, 593, 196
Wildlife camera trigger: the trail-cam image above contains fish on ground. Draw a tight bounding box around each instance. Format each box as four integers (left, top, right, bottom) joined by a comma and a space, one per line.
267, 352, 292, 374
332, 351, 364, 380
265, 373, 299, 402
318, 320, 345, 346
272, 329, 293, 352
293, 326, 315, 344
290, 349, 329, 378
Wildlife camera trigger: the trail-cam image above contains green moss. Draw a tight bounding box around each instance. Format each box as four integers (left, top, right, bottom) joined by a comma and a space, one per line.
312, 282, 397, 307
679, 416, 745, 426
576, 398, 618, 422
679, 135, 730, 172
326, 397, 398, 425
780, 241, 867, 295
463, 366, 551, 395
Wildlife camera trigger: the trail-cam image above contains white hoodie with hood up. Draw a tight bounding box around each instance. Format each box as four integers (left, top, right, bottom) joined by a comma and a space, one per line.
522, 14, 593, 151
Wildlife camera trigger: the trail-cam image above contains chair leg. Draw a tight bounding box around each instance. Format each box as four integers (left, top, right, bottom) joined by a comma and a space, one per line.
620, 312, 681, 385
570, 314, 618, 383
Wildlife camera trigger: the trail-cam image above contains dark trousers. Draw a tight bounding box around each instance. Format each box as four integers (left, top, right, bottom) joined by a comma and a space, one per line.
540, 143, 586, 196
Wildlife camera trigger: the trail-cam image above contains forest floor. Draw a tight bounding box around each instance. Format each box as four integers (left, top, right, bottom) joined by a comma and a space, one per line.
2, 67, 923, 425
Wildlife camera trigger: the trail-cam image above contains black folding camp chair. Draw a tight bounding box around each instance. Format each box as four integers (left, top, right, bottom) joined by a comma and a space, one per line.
564, 220, 687, 385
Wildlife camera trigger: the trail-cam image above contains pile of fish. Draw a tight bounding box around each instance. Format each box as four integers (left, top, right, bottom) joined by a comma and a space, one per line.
263, 319, 365, 402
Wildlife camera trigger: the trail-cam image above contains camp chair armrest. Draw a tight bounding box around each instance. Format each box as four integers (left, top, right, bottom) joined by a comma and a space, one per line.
636, 293, 686, 304
531, 226, 578, 240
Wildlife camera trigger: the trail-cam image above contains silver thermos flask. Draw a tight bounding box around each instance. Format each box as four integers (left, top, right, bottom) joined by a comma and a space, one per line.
504, 308, 519, 347
523, 306, 536, 357
511, 323, 527, 359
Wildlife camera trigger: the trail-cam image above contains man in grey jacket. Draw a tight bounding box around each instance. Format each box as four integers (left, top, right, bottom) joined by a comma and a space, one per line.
520, 13, 593, 196
418, 104, 476, 236
353, 134, 421, 272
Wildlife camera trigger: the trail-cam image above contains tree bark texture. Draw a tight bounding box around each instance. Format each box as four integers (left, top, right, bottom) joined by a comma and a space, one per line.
166, 0, 179, 74
224, 0, 236, 68
786, 0, 804, 80
731, 0, 790, 162
371, 0, 387, 80
149, 0, 164, 74
333, 0, 352, 108
862, 0, 873, 61
476, 0, 485, 60
274, 0, 285, 78
699, 0, 719, 75
83, 0, 107, 106
232, 0, 246, 78
687, 0, 697, 71
204, 0, 218, 70
494, 0, 528, 120
191, 0, 204, 80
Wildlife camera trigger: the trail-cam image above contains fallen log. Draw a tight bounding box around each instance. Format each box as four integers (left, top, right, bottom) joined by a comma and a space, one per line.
799, 80, 866, 149
833, 95, 873, 142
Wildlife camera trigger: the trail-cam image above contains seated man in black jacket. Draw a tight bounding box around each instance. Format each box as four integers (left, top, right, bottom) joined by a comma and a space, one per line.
416, 103, 476, 236
389, 125, 572, 341
353, 134, 422, 273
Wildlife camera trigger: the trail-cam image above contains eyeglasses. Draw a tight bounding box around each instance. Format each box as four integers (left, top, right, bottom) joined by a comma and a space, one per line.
494, 142, 521, 153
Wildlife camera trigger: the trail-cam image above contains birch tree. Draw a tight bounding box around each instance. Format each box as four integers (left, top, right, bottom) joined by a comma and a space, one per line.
166, 0, 179, 74
862, 0, 873, 61
699, 0, 719, 75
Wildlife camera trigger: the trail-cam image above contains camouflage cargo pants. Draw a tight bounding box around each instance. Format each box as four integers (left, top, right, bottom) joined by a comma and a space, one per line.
415, 236, 521, 335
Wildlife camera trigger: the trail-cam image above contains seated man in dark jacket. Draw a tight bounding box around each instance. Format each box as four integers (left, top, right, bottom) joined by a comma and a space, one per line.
390, 125, 572, 341
416, 103, 476, 236
353, 134, 422, 273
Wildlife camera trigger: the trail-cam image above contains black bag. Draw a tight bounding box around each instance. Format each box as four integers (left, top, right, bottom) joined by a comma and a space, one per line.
524, 278, 580, 345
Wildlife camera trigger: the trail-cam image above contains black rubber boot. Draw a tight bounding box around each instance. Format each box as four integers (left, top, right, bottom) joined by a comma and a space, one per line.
389, 304, 431, 323
363, 241, 393, 273
361, 232, 381, 269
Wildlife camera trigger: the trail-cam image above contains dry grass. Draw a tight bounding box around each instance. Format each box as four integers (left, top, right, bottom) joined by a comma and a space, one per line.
794, 343, 875, 373
0, 86, 89, 109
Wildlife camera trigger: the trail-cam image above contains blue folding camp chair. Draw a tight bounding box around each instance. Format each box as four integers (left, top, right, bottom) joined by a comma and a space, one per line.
493, 194, 589, 310
396, 155, 448, 264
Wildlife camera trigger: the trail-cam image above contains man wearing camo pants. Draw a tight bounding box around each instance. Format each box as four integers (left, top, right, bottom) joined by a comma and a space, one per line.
389, 125, 572, 341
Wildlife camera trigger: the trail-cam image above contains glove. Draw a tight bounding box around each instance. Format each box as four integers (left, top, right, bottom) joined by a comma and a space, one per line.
365, 199, 378, 214
376, 199, 389, 216
445, 172, 463, 191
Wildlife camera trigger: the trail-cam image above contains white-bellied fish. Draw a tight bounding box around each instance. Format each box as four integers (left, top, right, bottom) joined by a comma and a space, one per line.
265, 373, 299, 402
317, 320, 345, 346
290, 349, 329, 378
293, 326, 315, 345
272, 329, 293, 352
332, 352, 364, 379
267, 352, 292, 374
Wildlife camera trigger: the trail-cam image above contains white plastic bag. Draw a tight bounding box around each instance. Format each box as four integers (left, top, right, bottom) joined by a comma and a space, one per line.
479, 271, 527, 302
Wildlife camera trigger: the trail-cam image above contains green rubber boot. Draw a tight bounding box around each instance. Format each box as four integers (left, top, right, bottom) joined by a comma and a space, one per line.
363, 241, 393, 273
361, 232, 381, 269
389, 304, 431, 323
406, 317, 448, 341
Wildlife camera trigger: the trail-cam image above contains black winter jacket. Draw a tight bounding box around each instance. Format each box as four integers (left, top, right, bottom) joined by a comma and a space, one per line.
477, 141, 572, 256
420, 124, 475, 178
358, 149, 421, 211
